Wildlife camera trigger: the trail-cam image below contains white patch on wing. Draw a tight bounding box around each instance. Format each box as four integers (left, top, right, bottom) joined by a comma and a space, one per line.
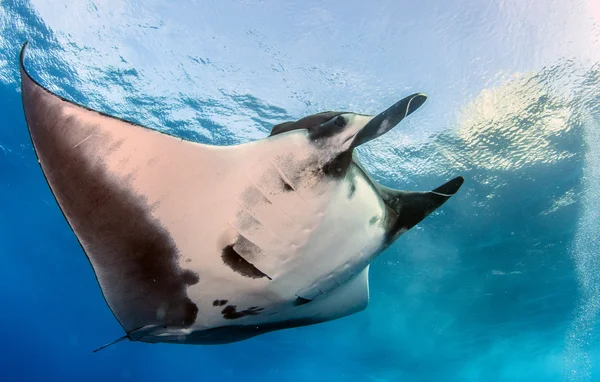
376, 119, 391, 136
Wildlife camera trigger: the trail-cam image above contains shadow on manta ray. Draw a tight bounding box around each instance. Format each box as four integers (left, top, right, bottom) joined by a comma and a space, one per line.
18, 42, 464, 352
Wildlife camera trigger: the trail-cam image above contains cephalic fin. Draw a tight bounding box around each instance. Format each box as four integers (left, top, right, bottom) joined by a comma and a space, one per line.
380, 176, 464, 243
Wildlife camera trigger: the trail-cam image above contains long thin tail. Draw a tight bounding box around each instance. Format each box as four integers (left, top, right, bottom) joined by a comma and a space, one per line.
93, 335, 128, 353
92, 325, 162, 353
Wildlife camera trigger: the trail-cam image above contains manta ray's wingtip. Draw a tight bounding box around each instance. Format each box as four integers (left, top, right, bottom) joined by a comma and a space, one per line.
19, 41, 29, 67
433, 176, 464, 196
19, 41, 34, 83
406, 93, 428, 116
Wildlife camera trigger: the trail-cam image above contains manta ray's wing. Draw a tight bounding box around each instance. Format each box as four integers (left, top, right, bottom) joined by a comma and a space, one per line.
19, 43, 262, 334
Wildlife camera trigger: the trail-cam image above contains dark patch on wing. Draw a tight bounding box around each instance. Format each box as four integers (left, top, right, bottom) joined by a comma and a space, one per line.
213, 300, 228, 307
19, 57, 199, 332
221, 244, 270, 279
293, 297, 312, 306
322, 150, 353, 179
221, 305, 264, 320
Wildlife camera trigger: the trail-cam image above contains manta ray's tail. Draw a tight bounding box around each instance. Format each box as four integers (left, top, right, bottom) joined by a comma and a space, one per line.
92, 325, 164, 352
93, 335, 129, 353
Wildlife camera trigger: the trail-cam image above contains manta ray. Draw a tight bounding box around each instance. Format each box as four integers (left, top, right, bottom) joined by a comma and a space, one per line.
18, 42, 464, 350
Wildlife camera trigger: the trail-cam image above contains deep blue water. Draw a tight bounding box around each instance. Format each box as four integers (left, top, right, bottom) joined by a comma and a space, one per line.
2, 1, 600, 381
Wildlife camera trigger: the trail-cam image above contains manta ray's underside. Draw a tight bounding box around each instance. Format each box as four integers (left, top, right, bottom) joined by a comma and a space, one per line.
18, 42, 464, 350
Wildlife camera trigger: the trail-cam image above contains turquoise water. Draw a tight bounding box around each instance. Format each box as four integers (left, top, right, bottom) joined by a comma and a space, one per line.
1, 0, 600, 381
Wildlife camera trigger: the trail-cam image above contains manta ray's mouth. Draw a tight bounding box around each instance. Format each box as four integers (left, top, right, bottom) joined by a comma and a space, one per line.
351, 93, 427, 148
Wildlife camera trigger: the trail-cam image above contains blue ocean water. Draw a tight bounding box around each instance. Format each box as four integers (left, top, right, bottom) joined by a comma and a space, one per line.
1, 0, 600, 381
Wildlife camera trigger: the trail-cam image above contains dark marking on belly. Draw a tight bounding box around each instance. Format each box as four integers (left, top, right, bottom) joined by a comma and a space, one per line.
272, 163, 294, 192
235, 210, 261, 232
282, 181, 294, 192
322, 150, 353, 179
221, 305, 264, 320
240, 186, 272, 207
348, 181, 356, 199
259, 166, 294, 197
293, 297, 312, 306
221, 244, 270, 279
212, 300, 228, 307
369, 216, 380, 225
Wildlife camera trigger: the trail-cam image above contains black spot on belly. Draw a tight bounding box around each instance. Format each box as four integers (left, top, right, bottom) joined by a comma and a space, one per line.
213, 299, 228, 307
221, 244, 270, 279
20, 78, 201, 332
272, 171, 294, 192
221, 305, 264, 320
369, 216, 380, 225
282, 181, 294, 192
293, 297, 312, 306
348, 181, 356, 199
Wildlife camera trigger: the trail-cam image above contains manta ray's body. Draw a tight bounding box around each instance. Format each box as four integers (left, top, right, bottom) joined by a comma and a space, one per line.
18, 42, 463, 348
